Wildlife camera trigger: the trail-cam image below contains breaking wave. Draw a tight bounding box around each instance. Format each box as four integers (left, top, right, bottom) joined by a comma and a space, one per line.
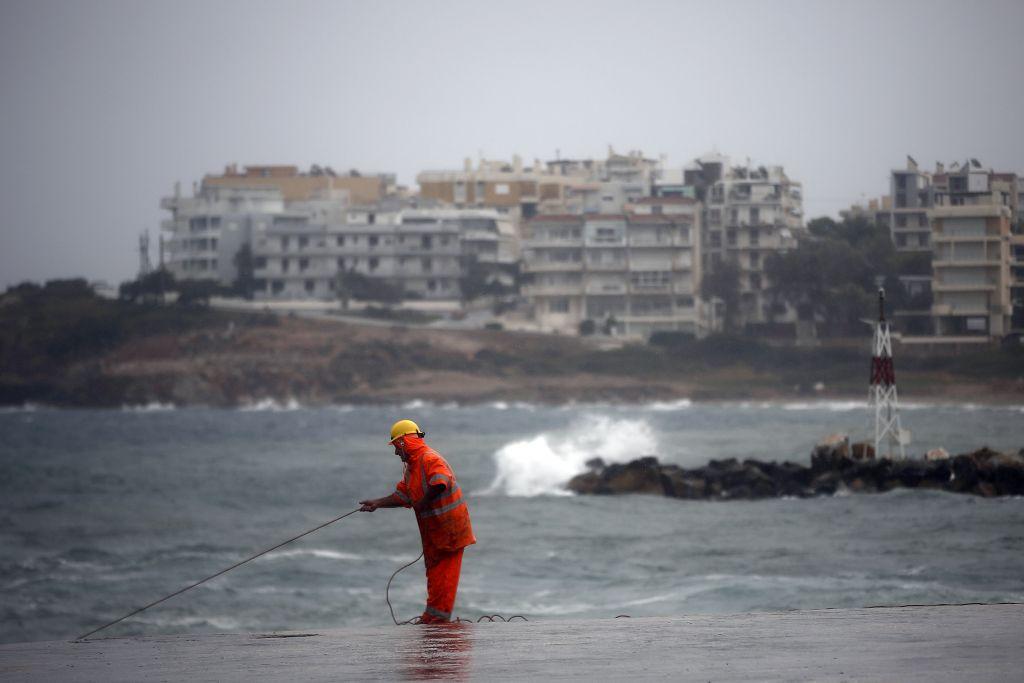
121, 402, 176, 412
239, 398, 301, 412
481, 416, 660, 497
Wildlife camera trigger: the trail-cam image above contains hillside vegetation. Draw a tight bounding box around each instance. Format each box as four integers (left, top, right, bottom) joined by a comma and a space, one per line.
1, 280, 1022, 406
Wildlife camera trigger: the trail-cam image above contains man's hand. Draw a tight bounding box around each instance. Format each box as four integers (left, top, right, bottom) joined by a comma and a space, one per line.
359, 499, 379, 512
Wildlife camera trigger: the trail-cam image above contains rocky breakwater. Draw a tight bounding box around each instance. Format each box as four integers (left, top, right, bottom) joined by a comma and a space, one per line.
566, 437, 1024, 500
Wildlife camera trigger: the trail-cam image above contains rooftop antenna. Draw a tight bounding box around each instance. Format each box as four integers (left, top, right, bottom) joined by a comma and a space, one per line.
138, 231, 153, 277
870, 288, 909, 458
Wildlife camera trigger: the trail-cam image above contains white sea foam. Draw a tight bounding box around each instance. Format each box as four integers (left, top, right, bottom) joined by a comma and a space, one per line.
481, 415, 660, 497
240, 398, 301, 412
263, 548, 418, 563
782, 400, 866, 412
644, 398, 693, 412
121, 401, 176, 412
402, 399, 428, 410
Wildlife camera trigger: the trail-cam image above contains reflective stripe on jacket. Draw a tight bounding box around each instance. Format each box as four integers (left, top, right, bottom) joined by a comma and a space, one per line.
393, 436, 476, 552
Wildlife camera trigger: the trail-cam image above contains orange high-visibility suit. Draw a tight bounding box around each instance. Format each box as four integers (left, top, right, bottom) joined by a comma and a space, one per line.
391, 435, 475, 623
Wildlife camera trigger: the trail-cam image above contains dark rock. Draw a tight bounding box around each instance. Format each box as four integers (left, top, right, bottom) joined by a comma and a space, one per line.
851, 442, 876, 460
811, 434, 851, 473
565, 442, 1024, 500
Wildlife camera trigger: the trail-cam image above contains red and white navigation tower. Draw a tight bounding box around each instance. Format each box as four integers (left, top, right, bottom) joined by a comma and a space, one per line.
870, 288, 909, 458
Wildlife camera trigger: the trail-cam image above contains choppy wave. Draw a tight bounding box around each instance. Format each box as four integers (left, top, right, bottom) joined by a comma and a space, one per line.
239, 398, 301, 412
644, 398, 693, 412
481, 415, 660, 497
0, 403, 43, 413
121, 401, 176, 412
264, 548, 417, 563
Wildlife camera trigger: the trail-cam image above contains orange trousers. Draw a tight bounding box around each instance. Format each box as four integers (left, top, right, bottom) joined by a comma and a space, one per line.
420, 546, 464, 624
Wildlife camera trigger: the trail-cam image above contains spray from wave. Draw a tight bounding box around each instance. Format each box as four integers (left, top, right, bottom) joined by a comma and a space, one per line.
481, 416, 660, 497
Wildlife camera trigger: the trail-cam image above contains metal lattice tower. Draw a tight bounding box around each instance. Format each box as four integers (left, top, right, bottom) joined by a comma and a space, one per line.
870, 288, 909, 458
138, 231, 153, 277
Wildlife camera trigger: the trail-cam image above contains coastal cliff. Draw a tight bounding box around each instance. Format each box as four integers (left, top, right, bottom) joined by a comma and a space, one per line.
567, 439, 1024, 499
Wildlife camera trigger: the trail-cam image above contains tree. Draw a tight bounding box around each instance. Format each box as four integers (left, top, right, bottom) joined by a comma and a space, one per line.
119, 269, 175, 304
232, 244, 256, 300
701, 259, 741, 332
335, 269, 403, 307
459, 254, 511, 303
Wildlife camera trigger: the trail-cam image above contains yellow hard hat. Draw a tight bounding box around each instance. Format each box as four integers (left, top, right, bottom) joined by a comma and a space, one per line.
389, 419, 424, 444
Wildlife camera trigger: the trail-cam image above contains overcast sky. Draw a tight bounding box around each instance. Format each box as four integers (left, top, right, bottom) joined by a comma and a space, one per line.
1, 0, 1022, 287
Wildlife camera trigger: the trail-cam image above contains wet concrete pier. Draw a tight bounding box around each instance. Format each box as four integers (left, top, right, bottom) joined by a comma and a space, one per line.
1, 604, 1021, 681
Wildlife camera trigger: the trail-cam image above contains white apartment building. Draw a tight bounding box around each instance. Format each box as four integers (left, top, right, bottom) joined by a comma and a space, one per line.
251, 207, 517, 301
522, 198, 707, 338
160, 176, 353, 286
930, 204, 1014, 336
694, 156, 804, 327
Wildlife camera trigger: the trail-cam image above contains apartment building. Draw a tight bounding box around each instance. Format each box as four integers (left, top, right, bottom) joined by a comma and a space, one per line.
889, 158, 934, 251
204, 164, 393, 204
251, 207, 517, 301
930, 204, 1014, 336
688, 155, 804, 327
521, 197, 706, 338
417, 157, 566, 223
160, 183, 296, 285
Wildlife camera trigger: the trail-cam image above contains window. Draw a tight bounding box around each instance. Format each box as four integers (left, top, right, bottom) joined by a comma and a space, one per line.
369, 235, 379, 247
299, 237, 308, 248
729, 209, 739, 225
255, 257, 267, 268
710, 231, 722, 248
750, 273, 762, 289
422, 257, 432, 272
896, 214, 907, 227
282, 258, 290, 273
495, 183, 510, 195
210, 216, 221, 228
749, 208, 759, 224
749, 228, 759, 246
428, 280, 437, 291
369, 257, 379, 271
727, 229, 737, 247
368, 213, 376, 225
337, 258, 345, 269
750, 252, 760, 268
708, 208, 721, 225
676, 296, 694, 308
630, 271, 670, 288
422, 235, 433, 249
272, 281, 284, 294
282, 236, 290, 249
336, 236, 345, 246
549, 298, 569, 313
299, 258, 309, 271
679, 227, 690, 243
305, 280, 315, 293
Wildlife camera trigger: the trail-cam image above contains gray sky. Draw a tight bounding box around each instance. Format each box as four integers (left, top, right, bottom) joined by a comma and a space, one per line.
2, 0, 1022, 287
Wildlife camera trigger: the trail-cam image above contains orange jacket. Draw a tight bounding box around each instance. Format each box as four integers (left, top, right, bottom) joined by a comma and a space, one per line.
392, 436, 476, 552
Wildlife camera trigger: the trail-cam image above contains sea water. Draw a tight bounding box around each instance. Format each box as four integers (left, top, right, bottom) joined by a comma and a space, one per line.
2, 400, 1023, 644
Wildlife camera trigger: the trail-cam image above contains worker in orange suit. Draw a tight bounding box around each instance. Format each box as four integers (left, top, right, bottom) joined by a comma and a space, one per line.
359, 419, 476, 624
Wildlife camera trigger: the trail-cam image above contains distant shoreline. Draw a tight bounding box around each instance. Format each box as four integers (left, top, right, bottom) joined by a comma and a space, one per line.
3, 394, 1023, 411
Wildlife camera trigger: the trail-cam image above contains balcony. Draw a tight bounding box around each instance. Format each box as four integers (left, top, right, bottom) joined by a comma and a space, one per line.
522, 261, 583, 273
586, 282, 627, 295
523, 237, 582, 248
521, 284, 583, 297
931, 281, 998, 292
585, 260, 627, 271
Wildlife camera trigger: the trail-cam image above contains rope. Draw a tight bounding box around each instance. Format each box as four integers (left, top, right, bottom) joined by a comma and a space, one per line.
386, 552, 424, 625
75, 508, 362, 641
385, 554, 528, 625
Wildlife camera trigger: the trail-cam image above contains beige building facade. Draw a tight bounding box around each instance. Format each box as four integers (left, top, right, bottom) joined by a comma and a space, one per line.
521, 198, 707, 338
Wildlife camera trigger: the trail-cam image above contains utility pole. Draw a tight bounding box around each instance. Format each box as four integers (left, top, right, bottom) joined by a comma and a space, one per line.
138, 231, 153, 277
870, 288, 909, 458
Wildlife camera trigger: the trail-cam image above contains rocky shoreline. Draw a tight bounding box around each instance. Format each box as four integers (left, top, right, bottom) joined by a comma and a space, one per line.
567, 437, 1024, 499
